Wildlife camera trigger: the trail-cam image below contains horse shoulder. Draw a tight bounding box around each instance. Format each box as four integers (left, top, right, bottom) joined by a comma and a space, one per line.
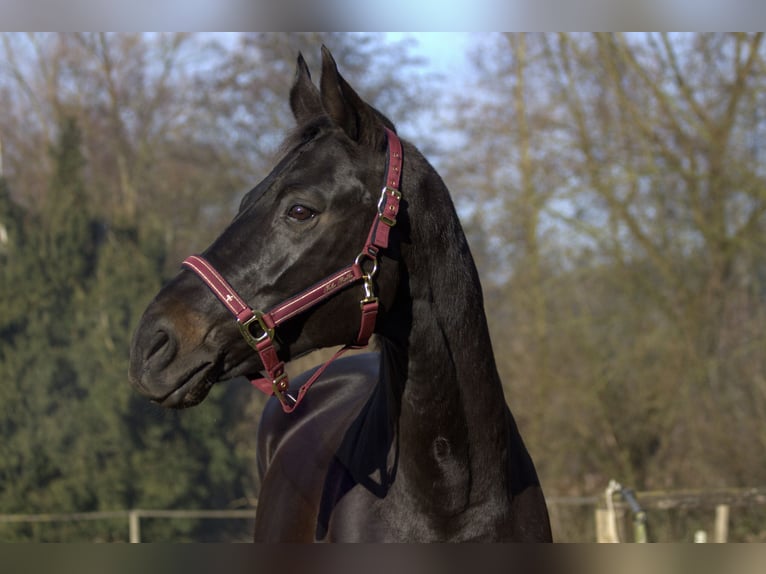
253, 352, 380, 541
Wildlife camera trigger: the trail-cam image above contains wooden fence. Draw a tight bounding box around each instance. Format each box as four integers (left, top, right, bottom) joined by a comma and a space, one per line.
1, 486, 765, 541
0, 508, 256, 543
547, 485, 766, 542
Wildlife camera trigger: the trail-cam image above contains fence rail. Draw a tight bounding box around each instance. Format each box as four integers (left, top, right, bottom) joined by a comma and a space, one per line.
0, 508, 256, 543
548, 485, 766, 543
618, 486, 766, 510
1, 486, 765, 542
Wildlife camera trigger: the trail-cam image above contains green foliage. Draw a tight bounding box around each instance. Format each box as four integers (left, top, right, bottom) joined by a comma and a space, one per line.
0, 116, 254, 541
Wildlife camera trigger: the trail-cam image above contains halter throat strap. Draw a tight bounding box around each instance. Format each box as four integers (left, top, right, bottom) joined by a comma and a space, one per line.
182, 128, 402, 413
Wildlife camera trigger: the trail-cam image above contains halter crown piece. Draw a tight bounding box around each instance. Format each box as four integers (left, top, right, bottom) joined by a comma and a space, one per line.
182, 128, 403, 413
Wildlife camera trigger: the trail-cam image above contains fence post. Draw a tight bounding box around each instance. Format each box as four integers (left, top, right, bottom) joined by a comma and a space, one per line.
714, 504, 729, 543
596, 480, 626, 542
595, 508, 617, 542
129, 510, 141, 543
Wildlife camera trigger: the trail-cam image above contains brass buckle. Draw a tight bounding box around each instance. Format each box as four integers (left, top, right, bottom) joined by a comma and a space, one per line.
377, 186, 401, 227
272, 374, 296, 407
238, 311, 274, 349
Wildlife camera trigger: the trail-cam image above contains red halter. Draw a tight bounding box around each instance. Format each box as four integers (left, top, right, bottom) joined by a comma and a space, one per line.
182, 128, 403, 413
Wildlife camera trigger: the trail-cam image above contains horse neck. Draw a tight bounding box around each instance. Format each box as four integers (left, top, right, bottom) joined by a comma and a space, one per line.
378, 160, 511, 508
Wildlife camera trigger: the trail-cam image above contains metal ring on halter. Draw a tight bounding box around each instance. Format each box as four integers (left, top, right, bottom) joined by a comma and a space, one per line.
354, 251, 379, 278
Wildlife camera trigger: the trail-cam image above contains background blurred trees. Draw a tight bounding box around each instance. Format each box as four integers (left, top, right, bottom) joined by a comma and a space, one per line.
1, 32, 765, 540
446, 33, 766, 504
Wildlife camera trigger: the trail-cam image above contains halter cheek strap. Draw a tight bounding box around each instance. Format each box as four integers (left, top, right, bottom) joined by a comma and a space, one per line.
182, 128, 402, 413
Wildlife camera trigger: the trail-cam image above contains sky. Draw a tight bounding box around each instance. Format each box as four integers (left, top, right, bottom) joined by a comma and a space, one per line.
388, 32, 474, 75
2, 1, 762, 31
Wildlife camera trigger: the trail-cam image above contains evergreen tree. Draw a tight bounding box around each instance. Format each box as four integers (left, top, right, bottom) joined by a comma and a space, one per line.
0, 177, 28, 340
0, 116, 255, 540
0, 117, 97, 539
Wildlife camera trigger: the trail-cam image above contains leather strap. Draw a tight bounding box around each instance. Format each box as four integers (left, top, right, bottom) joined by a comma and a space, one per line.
368, 128, 402, 251
357, 300, 378, 346
266, 264, 363, 327
182, 255, 254, 324
264, 345, 354, 414
385, 128, 403, 191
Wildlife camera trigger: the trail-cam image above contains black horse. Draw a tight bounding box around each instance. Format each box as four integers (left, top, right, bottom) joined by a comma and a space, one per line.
128, 47, 552, 542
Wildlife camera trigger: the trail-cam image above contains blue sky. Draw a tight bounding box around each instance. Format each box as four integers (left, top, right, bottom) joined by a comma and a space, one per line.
389, 32, 475, 74
0, 1, 760, 31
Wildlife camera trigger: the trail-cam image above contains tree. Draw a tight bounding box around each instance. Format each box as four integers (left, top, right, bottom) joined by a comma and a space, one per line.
446, 33, 766, 508
0, 115, 96, 538
543, 33, 766, 489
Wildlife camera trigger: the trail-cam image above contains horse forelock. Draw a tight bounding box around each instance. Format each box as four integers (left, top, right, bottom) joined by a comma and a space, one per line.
279, 107, 394, 165
278, 115, 333, 159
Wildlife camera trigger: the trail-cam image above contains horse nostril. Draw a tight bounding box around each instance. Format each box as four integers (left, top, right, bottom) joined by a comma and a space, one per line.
145, 328, 176, 369
148, 330, 169, 358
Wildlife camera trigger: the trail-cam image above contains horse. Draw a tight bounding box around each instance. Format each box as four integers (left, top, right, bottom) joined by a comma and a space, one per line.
128, 46, 552, 542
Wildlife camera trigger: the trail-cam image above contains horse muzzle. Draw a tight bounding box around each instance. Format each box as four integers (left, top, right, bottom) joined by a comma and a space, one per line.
128, 300, 221, 408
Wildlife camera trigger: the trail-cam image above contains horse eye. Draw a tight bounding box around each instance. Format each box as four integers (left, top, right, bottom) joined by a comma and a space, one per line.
287, 204, 316, 222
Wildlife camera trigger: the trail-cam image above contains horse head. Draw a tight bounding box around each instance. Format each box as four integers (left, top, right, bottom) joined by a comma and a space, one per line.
128, 47, 404, 408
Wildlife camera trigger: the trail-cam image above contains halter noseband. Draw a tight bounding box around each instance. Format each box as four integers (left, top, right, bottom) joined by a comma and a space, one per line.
182, 128, 403, 413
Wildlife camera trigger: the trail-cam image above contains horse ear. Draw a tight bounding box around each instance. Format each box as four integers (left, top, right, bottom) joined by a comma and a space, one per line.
319, 45, 385, 148
290, 52, 323, 124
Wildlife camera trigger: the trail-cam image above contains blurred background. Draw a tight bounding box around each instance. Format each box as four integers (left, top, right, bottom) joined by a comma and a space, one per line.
1, 32, 765, 541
